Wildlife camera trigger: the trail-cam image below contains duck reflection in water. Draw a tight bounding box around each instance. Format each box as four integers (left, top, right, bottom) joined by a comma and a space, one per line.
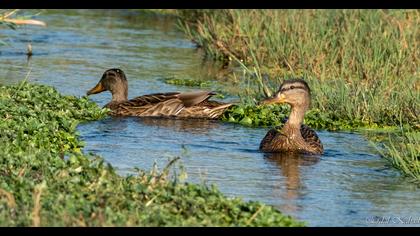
136, 116, 222, 135
264, 152, 320, 213
93, 116, 222, 135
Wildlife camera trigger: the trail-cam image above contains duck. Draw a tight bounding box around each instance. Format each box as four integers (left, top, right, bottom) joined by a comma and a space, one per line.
259, 78, 324, 155
86, 68, 233, 119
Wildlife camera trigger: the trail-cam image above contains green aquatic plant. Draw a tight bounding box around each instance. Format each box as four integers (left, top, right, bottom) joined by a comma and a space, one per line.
162, 77, 212, 88
0, 82, 107, 154
221, 103, 385, 131
0, 81, 304, 226
162, 77, 226, 99
221, 104, 288, 127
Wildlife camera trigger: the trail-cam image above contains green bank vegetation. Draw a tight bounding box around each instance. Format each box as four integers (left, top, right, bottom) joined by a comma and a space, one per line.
0, 82, 303, 226
377, 131, 420, 182
174, 10, 420, 180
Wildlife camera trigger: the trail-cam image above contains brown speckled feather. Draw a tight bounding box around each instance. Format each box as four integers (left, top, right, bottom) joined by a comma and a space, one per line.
300, 124, 323, 153
260, 123, 323, 155
178, 100, 232, 119
106, 91, 232, 119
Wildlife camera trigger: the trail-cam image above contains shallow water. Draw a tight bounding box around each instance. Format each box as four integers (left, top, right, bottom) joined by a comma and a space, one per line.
1, 10, 419, 227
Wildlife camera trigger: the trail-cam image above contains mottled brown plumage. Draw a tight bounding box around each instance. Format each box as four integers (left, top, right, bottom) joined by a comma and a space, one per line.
259, 79, 323, 155
86, 68, 232, 119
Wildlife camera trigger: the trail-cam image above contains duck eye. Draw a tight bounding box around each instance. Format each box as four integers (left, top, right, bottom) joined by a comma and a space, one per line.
290, 86, 295, 89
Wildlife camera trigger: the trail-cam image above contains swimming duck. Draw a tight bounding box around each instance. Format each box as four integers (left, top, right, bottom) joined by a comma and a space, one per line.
86, 68, 232, 119
259, 79, 324, 155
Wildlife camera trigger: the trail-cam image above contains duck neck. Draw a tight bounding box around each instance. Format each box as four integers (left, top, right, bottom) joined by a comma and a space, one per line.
110, 83, 128, 103
284, 105, 307, 132
111, 92, 128, 103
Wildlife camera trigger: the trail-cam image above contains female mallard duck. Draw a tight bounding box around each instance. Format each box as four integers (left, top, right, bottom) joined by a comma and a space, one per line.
86, 68, 232, 119
259, 79, 323, 155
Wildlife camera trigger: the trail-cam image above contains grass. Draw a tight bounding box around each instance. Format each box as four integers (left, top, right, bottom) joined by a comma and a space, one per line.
174, 10, 420, 180
376, 131, 420, 182
177, 9, 419, 129
0, 82, 303, 226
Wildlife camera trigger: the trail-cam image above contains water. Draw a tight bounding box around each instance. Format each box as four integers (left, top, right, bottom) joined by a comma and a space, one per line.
1, 10, 419, 227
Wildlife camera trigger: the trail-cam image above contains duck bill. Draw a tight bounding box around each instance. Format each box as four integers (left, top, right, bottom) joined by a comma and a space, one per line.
261, 94, 286, 105
87, 82, 105, 95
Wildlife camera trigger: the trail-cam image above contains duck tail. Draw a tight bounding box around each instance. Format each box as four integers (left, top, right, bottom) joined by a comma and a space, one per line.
209, 103, 234, 119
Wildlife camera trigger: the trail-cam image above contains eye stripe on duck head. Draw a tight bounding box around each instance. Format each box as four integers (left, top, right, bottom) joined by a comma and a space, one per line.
279, 78, 311, 95
103, 68, 127, 81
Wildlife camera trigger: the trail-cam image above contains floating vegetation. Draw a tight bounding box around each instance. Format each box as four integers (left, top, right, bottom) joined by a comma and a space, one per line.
221, 103, 384, 131
162, 77, 226, 98
0, 82, 303, 226
221, 104, 288, 127
162, 77, 212, 88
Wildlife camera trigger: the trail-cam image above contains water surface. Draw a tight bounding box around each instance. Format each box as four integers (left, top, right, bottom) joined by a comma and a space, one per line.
1, 10, 419, 227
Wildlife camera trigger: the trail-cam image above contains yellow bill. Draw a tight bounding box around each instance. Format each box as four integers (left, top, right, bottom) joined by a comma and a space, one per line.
260, 93, 286, 105
87, 82, 106, 95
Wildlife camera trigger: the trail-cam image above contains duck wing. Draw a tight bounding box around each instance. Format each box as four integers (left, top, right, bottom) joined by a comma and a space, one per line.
125, 92, 180, 107
176, 91, 217, 107
259, 124, 287, 152
259, 123, 323, 154
109, 91, 219, 117
177, 91, 233, 119
300, 124, 324, 154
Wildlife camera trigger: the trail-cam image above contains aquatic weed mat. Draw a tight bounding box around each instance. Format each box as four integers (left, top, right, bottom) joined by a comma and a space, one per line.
0, 82, 304, 226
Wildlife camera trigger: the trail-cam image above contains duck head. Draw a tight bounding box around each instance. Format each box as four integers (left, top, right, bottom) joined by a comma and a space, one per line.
87, 68, 128, 102
261, 78, 311, 110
